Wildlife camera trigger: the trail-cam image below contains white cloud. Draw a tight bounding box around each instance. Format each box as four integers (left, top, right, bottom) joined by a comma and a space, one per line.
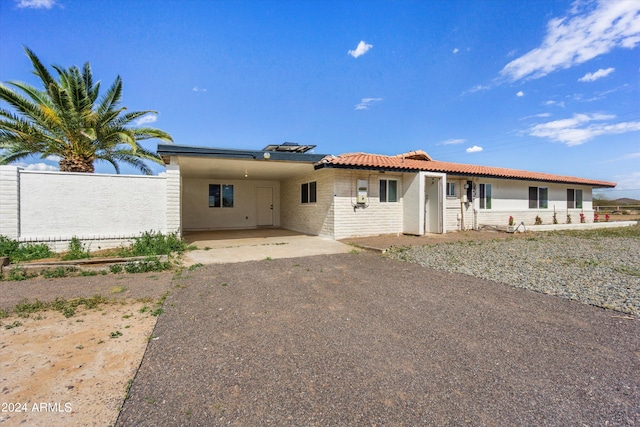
453, 48, 459, 54
466, 145, 483, 153
543, 100, 566, 108
462, 84, 492, 96
516, 91, 524, 97
612, 172, 640, 191
520, 113, 552, 120
354, 97, 382, 110
441, 138, 466, 145
500, 0, 640, 81
528, 112, 640, 146
45, 155, 61, 162
348, 41, 373, 58
15, 162, 58, 171
578, 67, 615, 82
135, 114, 158, 126
16, 0, 56, 8
192, 86, 207, 92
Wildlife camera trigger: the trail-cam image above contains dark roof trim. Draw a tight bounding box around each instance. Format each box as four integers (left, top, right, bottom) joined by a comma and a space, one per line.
158, 144, 327, 164
315, 162, 616, 188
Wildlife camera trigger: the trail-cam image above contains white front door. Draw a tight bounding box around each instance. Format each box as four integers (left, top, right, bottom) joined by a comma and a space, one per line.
256, 187, 274, 226
424, 177, 441, 233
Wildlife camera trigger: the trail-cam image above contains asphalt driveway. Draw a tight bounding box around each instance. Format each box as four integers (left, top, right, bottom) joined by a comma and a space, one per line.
117, 252, 639, 426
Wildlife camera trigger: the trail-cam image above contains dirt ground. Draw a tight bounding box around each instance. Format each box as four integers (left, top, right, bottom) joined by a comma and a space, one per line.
0, 273, 173, 427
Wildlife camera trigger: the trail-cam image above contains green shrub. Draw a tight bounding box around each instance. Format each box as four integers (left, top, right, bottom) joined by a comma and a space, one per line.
61, 237, 91, 261
122, 257, 171, 273
5, 267, 35, 281
109, 264, 124, 274
0, 235, 54, 263
41, 266, 77, 279
119, 231, 188, 257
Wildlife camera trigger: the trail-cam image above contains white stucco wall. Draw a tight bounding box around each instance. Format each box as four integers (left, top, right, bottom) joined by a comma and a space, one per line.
181, 178, 281, 230
0, 166, 176, 252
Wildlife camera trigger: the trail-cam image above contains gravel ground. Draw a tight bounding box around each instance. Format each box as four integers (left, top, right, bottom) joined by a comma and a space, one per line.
117, 253, 639, 426
387, 234, 640, 316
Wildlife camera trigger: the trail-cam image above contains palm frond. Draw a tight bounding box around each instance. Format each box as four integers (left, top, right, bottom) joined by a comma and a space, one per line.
24, 47, 56, 89
96, 76, 123, 116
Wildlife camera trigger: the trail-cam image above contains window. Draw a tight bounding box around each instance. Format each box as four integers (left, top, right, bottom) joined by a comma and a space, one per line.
479, 183, 492, 209
529, 186, 548, 209
567, 189, 583, 209
379, 179, 398, 202
576, 189, 583, 209
209, 184, 234, 208
301, 181, 317, 204
446, 182, 455, 197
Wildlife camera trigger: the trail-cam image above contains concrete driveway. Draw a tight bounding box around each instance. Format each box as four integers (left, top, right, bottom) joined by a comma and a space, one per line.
181, 229, 353, 265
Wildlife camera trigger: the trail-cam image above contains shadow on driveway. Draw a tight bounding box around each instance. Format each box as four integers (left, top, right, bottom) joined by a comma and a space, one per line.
117, 252, 639, 426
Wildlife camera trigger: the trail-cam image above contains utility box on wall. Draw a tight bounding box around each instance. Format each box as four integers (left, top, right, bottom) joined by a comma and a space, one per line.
357, 179, 368, 204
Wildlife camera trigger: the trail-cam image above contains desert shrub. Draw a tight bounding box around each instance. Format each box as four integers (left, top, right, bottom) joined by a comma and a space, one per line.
109, 264, 124, 274
118, 231, 188, 257
41, 266, 77, 279
122, 257, 171, 273
61, 237, 91, 261
0, 235, 54, 263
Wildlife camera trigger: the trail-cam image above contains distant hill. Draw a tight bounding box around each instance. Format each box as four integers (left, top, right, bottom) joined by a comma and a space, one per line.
611, 198, 640, 205
593, 197, 639, 206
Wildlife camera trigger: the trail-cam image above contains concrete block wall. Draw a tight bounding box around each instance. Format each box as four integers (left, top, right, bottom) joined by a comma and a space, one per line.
476, 209, 596, 227
332, 170, 403, 240
281, 168, 334, 237
0, 166, 177, 252
443, 176, 596, 230
0, 166, 20, 239
165, 164, 182, 235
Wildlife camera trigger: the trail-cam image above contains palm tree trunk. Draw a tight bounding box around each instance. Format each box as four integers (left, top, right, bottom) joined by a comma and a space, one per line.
59, 155, 95, 173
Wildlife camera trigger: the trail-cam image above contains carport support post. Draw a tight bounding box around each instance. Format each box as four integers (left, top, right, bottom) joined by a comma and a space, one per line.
0, 166, 20, 240
165, 161, 181, 237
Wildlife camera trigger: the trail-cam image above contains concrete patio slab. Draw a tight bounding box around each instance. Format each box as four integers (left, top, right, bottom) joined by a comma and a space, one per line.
181, 229, 353, 265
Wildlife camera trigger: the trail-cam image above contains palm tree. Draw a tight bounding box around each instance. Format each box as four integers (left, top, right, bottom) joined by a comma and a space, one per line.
0, 47, 173, 174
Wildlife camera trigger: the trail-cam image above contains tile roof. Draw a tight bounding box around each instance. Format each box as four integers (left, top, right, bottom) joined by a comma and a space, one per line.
317, 152, 616, 188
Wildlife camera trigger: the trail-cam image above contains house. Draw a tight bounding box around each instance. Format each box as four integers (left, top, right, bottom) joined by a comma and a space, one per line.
157, 143, 616, 239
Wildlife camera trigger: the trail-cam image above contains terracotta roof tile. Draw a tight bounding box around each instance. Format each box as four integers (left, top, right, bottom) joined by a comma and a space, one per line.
318, 152, 616, 188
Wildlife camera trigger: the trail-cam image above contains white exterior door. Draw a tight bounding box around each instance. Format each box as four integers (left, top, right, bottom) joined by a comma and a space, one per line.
424, 177, 442, 233
256, 187, 274, 226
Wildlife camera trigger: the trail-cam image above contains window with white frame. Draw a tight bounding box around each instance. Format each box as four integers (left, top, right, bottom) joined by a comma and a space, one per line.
529, 186, 548, 209
379, 179, 398, 202
567, 189, 583, 209
301, 181, 317, 204
479, 183, 492, 209
209, 184, 234, 208
446, 182, 455, 197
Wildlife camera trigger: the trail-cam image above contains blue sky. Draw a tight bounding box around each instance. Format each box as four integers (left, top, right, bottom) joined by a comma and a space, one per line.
1, 0, 639, 199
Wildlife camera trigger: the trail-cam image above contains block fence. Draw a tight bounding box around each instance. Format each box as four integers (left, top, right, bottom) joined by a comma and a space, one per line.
0, 165, 181, 252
